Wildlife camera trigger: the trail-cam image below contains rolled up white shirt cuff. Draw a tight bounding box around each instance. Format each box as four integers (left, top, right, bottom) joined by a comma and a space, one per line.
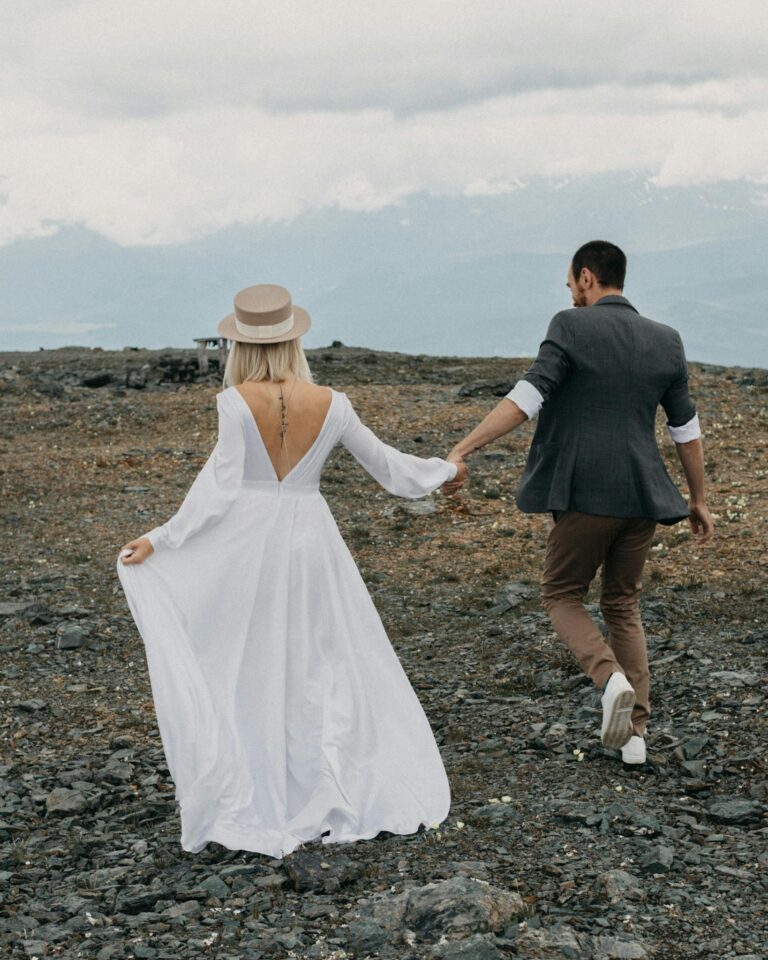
505, 380, 545, 420
667, 413, 701, 443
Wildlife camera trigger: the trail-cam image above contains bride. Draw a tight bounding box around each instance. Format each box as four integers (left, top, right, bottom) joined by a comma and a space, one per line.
116, 284, 467, 859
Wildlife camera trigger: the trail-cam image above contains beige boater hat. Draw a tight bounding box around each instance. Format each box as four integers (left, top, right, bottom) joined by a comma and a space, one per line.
217, 284, 311, 344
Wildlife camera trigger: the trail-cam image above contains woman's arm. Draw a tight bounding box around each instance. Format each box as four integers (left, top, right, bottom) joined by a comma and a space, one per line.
338, 393, 457, 499
119, 390, 246, 563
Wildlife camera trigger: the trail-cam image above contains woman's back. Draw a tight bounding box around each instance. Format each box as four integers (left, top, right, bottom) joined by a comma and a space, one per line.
234, 380, 334, 481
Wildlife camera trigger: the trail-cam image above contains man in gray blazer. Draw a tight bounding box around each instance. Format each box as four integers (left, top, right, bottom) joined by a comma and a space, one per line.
443, 241, 714, 765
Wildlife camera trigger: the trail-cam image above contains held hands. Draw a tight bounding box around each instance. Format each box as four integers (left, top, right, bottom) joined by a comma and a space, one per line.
688, 501, 715, 544
441, 453, 468, 496
119, 537, 154, 565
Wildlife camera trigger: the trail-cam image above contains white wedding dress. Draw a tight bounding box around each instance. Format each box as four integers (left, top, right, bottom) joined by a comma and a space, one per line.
116, 385, 457, 859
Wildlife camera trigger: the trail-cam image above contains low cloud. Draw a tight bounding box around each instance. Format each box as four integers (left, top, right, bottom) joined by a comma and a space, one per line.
1, 2, 768, 246
4, 0, 767, 115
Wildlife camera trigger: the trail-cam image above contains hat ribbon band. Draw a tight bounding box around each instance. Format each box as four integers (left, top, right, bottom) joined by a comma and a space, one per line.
234, 312, 295, 338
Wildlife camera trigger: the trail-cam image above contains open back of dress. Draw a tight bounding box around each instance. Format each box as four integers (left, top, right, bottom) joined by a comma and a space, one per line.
116, 386, 456, 858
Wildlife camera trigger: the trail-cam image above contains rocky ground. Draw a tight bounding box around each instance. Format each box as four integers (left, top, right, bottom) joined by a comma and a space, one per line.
1, 343, 766, 960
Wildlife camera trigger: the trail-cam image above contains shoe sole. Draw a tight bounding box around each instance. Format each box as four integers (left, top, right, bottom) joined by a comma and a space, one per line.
601, 689, 636, 749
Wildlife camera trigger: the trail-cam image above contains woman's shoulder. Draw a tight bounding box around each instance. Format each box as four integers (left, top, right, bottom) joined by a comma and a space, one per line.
294, 381, 345, 408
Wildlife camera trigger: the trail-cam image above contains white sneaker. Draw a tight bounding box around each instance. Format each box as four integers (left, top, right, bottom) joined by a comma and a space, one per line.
600, 672, 636, 749
621, 735, 646, 765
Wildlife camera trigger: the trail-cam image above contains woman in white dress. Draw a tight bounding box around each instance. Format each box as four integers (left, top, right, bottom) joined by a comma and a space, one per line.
116, 284, 465, 860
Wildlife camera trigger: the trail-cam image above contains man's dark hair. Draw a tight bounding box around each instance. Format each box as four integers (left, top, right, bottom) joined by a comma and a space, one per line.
571, 240, 626, 289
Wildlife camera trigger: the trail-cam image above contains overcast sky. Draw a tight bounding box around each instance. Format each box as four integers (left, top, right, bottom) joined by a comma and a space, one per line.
2, 0, 768, 248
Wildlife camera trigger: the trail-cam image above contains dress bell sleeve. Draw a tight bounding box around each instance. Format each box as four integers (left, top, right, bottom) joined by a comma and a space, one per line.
338, 392, 457, 499
142, 390, 246, 553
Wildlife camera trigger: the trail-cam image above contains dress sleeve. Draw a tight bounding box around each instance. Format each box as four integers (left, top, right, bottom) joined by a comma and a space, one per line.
338, 393, 458, 499
142, 391, 246, 552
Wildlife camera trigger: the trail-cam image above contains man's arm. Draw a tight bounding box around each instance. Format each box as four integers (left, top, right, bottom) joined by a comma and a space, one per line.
449, 398, 529, 460
674, 437, 714, 542
442, 313, 570, 494
440, 398, 529, 494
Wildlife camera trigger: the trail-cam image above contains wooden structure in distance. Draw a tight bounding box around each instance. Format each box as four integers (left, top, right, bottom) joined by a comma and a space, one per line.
194, 336, 229, 375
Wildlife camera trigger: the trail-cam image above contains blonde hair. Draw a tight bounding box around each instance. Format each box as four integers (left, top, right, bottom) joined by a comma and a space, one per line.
222, 338, 314, 387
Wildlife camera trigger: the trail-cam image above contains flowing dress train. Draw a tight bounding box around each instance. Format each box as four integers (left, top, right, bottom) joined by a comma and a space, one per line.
116, 386, 457, 858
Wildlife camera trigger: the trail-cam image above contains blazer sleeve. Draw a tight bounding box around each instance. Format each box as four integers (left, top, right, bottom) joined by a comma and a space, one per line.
142, 391, 246, 552
338, 393, 457, 499
521, 312, 573, 402
660, 331, 697, 428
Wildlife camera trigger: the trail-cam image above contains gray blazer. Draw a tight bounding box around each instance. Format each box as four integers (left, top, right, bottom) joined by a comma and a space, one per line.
516, 295, 695, 525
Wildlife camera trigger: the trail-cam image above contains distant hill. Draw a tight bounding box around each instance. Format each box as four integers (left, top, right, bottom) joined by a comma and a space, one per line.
1, 173, 766, 365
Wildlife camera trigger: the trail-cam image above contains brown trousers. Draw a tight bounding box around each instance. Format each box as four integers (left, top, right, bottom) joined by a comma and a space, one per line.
540, 511, 657, 736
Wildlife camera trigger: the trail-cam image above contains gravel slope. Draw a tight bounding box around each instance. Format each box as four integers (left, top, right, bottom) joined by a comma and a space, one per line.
1, 345, 766, 959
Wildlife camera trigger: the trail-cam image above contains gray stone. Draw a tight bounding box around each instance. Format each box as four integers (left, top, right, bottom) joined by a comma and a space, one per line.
430, 932, 506, 959
457, 379, 513, 398
0, 601, 28, 617
114, 885, 169, 914
516, 923, 592, 958
709, 670, 758, 686
22, 941, 48, 958
196, 875, 230, 899
707, 799, 761, 824
593, 937, 650, 959
444, 861, 494, 882
56, 625, 86, 650
82, 371, 114, 388
599, 869, 646, 904
470, 803, 520, 826
346, 918, 391, 954
551, 801, 598, 824
252, 873, 287, 890
368, 876, 525, 944
100, 762, 133, 783
490, 582, 532, 613
54, 893, 91, 916
682, 735, 709, 759
602, 803, 660, 837
15, 698, 48, 713
271, 930, 305, 950
162, 900, 202, 919
639, 845, 674, 874
45, 788, 89, 816
219, 863, 260, 878
302, 901, 338, 919
680, 760, 707, 778
85, 866, 130, 888
398, 499, 438, 516
283, 850, 364, 893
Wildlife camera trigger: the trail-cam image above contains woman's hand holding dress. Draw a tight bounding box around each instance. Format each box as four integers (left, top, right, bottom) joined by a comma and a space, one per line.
119, 537, 154, 564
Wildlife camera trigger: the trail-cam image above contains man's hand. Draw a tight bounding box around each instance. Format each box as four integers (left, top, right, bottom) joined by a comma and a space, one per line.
441, 456, 468, 496
119, 537, 154, 565
688, 501, 714, 543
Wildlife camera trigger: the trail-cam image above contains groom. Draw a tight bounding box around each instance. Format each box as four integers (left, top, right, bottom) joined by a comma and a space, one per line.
443, 241, 714, 765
